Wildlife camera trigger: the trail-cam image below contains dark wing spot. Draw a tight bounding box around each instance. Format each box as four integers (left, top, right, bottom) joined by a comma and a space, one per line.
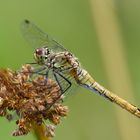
24, 19, 30, 24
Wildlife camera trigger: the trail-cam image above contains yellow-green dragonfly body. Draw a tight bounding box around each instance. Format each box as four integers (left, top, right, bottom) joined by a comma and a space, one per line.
21, 20, 140, 118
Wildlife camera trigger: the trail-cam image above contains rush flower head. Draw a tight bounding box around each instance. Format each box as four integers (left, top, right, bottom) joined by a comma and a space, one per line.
0, 64, 68, 137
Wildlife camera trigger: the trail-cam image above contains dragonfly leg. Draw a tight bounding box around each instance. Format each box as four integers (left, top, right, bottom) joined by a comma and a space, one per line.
26, 62, 37, 65
54, 71, 72, 94
32, 68, 50, 85
22, 67, 48, 84
44, 69, 49, 84
52, 72, 71, 106
32, 67, 46, 74
53, 73, 63, 93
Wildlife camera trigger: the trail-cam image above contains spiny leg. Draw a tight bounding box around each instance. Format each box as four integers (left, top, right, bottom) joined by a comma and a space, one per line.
32, 68, 50, 85
53, 71, 71, 94
55, 71, 72, 94
53, 73, 63, 93
45, 71, 72, 110
31, 66, 46, 74
23, 66, 50, 85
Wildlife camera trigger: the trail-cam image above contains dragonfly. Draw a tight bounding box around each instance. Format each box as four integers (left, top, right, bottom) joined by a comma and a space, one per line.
21, 19, 140, 118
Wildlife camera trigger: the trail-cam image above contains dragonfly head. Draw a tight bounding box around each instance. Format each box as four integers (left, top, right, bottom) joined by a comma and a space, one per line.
34, 47, 51, 65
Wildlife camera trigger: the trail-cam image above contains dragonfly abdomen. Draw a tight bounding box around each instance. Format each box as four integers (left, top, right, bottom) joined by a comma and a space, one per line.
76, 69, 140, 118
76, 69, 116, 101
76, 69, 95, 87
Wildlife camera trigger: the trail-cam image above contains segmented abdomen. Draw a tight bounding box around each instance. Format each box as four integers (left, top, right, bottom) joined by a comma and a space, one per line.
75, 68, 108, 98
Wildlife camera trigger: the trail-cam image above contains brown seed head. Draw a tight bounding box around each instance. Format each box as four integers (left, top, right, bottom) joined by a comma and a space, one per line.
0, 64, 69, 137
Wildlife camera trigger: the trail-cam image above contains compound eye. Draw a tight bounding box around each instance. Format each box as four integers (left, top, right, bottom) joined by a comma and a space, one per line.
36, 48, 43, 55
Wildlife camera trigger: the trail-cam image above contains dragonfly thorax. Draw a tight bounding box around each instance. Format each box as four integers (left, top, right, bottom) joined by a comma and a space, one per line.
34, 47, 80, 72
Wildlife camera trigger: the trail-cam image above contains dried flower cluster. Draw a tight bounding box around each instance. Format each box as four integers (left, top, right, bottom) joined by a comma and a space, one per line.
0, 65, 68, 137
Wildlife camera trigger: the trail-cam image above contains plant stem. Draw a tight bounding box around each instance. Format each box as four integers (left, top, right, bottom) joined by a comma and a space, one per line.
32, 123, 50, 140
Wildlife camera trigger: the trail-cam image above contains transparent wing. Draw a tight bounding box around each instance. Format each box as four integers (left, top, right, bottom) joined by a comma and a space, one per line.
21, 19, 67, 53
30, 65, 72, 94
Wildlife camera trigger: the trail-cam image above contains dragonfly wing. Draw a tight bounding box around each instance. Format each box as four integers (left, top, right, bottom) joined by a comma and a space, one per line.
31, 66, 72, 94
21, 20, 67, 53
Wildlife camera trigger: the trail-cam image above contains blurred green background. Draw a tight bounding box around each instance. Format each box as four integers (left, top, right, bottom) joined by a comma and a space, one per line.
0, 0, 140, 140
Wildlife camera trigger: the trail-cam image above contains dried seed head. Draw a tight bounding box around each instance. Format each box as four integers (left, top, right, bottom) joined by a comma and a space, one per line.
0, 65, 69, 137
